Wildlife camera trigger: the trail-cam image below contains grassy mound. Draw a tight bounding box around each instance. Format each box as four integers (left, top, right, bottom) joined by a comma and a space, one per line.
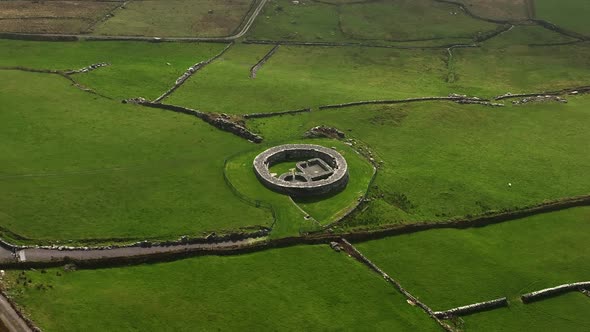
225, 139, 375, 236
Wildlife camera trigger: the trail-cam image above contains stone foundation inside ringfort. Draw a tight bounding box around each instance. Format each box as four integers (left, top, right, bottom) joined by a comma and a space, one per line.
253, 144, 349, 197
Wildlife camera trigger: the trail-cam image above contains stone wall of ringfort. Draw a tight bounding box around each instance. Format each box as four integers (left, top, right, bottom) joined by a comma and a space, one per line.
253, 144, 349, 197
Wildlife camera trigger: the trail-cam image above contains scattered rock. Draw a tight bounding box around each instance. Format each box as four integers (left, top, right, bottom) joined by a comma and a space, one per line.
304, 125, 345, 139
63, 264, 77, 272
329, 242, 341, 252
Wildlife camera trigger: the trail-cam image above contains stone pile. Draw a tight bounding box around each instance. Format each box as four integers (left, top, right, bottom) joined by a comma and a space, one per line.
123, 100, 263, 143
304, 125, 345, 139
65, 62, 110, 75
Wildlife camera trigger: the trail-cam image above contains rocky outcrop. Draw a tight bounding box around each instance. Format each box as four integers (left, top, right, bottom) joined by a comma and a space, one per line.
304, 125, 345, 139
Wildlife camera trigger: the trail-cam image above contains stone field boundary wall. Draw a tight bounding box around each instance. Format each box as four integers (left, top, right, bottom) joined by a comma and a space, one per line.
521, 282, 590, 303
433, 298, 508, 319
338, 239, 454, 332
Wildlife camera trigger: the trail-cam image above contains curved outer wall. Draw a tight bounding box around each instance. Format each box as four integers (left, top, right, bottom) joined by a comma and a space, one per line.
253, 144, 349, 197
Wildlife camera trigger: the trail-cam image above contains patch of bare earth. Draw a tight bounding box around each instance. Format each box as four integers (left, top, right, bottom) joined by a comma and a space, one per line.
0, 1, 121, 33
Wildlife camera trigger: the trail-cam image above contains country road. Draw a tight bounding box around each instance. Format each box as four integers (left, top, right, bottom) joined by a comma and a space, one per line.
0, 294, 32, 332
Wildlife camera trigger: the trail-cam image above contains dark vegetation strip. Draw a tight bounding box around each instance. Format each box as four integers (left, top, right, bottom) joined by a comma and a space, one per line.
0, 195, 588, 270
337, 239, 454, 332
494, 86, 590, 100
318, 95, 504, 109
125, 100, 263, 143
243, 107, 310, 119
244, 39, 481, 50
521, 282, 590, 303
335, 194, 590, 242
529, 40, 586, 47
531, 19, 589, 41
249, 44, 280, 78
433, 298, 508, 319
153, 42, 234, 103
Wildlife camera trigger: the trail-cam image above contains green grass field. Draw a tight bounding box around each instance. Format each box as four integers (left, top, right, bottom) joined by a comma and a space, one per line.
247, 0, 499, 45
167, 43, 452, 113
0, 39, 225, 101
536, 0, 590, 36
248, 96, 590, 229
338, 0, 499, 41
355, 207, 590, 309
3, 245, 440, 331
1, 1, 590, 329
93, 0, 255, 37
459, 292, 590, 331
0, 70, 271, 243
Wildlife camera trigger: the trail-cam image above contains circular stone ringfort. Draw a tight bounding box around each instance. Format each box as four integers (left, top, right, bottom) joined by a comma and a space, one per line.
253, 144, 349, 197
